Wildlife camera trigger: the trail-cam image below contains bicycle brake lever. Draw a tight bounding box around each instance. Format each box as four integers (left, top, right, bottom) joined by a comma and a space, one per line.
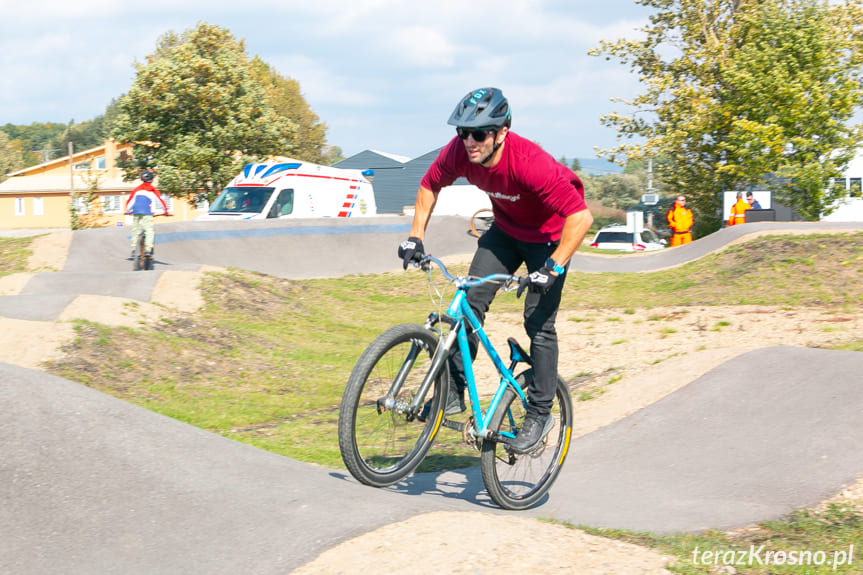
502, 276, 521, 292
415, 254, 432, 272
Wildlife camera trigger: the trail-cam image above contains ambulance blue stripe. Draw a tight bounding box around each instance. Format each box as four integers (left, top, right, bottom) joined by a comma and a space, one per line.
153, 223, 410, 245
262, 163, 301, 178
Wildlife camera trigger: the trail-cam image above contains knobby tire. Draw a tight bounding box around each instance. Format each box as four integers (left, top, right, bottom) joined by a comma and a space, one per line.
469, 208, 494, 238
480, 369, 573, 510
133, 232, 146, 271
338, 324, 449, 487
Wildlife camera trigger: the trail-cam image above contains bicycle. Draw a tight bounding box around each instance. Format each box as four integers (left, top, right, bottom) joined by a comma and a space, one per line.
338, 254, 573, 510
128, 213, 169, 271
469, 207, 494, 237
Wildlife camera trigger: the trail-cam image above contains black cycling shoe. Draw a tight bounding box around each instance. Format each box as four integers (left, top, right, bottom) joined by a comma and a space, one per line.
508, 412, 554, 454
417, 390, 466, 422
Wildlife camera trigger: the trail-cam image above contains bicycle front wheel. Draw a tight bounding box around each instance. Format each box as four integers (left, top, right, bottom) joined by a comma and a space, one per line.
133, 233, 146, 271
338, 323, 449, 487
480, 369, 573, 510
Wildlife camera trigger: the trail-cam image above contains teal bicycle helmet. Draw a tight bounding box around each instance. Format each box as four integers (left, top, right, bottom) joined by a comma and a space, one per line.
447, 87, 511, 129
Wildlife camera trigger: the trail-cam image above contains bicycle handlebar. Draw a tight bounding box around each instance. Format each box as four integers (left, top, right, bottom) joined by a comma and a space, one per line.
414, 254, 522, 291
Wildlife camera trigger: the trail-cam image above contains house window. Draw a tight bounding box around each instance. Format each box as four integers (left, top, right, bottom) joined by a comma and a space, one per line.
195, 195, 209, 212
102, 195, 123, 214
33, 197, 44, 216
72, 196, 89, 214
849, 178, 862, 198
14, 198, 25, 216
95, 156, 106, 170
73, 160, 91, 171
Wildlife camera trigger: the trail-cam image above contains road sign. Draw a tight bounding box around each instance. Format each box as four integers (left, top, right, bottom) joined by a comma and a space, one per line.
641, 193, 659, 205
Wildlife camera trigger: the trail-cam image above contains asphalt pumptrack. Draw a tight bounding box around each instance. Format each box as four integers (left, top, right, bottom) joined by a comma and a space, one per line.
1, 217, 862, 574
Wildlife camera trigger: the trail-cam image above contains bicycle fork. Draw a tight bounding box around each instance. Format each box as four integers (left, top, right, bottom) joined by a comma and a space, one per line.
376, 319, 453, 419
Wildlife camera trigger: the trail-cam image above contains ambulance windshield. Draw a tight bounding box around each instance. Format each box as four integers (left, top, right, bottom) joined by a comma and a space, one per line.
210, 187, 275, 214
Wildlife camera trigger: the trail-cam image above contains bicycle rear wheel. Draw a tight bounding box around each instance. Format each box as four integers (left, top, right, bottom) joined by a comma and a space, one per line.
338, 323, 449, 487
469, 208, 494, 238
480, 369, 573, 510
133, 233, 146, 271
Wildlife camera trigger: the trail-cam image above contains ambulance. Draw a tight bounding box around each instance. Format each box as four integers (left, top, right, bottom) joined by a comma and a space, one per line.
197, 161, 376, 220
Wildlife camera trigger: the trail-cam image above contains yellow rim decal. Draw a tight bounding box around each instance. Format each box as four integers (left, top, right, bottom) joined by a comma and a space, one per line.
557, 427, 571, 466
429, 409, 444, 441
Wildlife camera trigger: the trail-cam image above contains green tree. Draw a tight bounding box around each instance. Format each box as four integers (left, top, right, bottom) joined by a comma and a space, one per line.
248, 57, 341, 164
559, 156, 583, 173
112, 23, 297, 203
2, 102, 122, 168
592, 172, 643, 210
50, 104, 122, 155
0, 131, 26, 181
591, 0, 863, 224
1, 122, 68, 165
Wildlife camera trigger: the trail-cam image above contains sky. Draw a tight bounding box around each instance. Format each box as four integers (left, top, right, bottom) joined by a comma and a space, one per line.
1, 0, 653, 171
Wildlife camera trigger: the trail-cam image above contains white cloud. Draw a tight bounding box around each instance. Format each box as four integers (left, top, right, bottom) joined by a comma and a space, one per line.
0, 0, 651, 158
389, 26, 458, 68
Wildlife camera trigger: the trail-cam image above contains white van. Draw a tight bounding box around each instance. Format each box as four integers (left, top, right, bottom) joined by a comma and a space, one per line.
197, 161, 376, 221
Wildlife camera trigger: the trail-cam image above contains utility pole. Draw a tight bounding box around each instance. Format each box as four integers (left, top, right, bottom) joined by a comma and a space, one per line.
32, 147, 61, 162
69, 141, 75, 192
645, 158, 657, 228
67, 119, 75, 192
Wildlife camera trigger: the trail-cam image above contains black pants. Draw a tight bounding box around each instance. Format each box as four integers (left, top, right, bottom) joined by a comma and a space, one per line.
449, 224, 566, 416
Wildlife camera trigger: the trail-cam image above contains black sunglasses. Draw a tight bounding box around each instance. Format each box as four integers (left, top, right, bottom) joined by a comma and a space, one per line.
456, 127, 495, 142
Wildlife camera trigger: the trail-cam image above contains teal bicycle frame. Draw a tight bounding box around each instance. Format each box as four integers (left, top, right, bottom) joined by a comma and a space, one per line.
412, 255, 531, 442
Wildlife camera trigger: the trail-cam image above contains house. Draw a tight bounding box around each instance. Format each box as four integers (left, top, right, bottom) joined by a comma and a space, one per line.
334, 148, 490, 216
824, 150, 863, 221
0, 140, 203, 229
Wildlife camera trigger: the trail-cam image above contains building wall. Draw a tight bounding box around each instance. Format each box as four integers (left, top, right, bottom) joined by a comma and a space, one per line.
1, 189, 204, 229
823, 149, 863, 221
0, 193, 71, 228
334, 150, 410, 214
0, 140, 205, 229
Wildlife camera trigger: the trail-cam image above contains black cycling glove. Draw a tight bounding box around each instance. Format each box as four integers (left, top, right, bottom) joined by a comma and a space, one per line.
398, 236, 425, 269
517, 266, 557, 297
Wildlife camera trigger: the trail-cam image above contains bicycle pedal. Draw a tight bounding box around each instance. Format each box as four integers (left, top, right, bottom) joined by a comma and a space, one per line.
441, 418, 464, 432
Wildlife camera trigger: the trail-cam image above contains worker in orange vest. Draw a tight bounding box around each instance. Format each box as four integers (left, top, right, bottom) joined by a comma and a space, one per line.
666, 195, 693, 246
728, 191, 750, 226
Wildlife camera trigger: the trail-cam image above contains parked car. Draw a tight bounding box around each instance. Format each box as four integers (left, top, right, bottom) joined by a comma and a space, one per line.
589, 224, 667, 252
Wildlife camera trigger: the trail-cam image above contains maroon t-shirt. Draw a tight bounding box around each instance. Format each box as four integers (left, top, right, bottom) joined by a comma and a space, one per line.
421, 132, 587, 243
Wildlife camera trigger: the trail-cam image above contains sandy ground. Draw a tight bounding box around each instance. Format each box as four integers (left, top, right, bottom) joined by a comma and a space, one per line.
4, 231, 862, 575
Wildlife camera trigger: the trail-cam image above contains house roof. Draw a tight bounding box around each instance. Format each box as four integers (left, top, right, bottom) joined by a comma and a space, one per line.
7, 142, 120, 178
0, 174, 136, 194
367, 149, 410, 164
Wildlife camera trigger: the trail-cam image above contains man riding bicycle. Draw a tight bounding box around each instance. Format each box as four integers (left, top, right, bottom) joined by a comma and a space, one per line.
125, 170, 169, 258
399, 87, 593, 453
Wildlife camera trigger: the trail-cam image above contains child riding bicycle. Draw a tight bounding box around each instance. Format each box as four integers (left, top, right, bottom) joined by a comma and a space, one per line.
125, 170, 170, 258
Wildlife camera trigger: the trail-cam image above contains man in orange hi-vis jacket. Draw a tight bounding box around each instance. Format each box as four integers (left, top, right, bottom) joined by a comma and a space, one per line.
728, 191, 750, 226
666, 195, 693, 246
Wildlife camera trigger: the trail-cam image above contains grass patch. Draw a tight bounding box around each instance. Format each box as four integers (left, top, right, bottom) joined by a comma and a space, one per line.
564, 233, 863, 308
22, 234, 860, 477
574, 503, 863, 574
0, 236, 34, 277
36, 234, 863, 470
